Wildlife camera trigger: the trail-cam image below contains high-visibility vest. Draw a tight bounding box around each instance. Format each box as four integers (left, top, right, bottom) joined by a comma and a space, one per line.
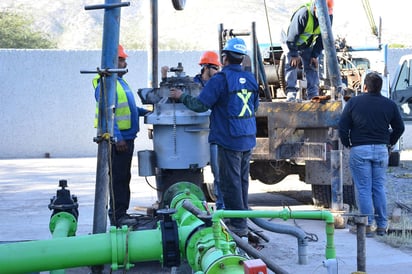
92, 75, 132, 130
295, 3, 321, 47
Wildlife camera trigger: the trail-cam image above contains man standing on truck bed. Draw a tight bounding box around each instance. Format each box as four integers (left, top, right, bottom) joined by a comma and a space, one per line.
338, 72, 405, 237
283, 0, 334, 101
169, 38, 259, 236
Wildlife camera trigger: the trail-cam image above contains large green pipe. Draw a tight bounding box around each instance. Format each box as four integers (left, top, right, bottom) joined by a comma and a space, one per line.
0, 183, 336, 273
0, 226, 163, 273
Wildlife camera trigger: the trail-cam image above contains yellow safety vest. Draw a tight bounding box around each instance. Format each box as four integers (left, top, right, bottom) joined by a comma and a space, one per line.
92, 75, 132, 130
295, 3, 321, 47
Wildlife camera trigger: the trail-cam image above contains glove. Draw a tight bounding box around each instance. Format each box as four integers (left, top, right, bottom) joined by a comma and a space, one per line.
311, 95, 331, 103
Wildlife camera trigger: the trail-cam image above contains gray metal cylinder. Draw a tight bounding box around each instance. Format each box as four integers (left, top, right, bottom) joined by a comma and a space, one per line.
138, 150, 156, 176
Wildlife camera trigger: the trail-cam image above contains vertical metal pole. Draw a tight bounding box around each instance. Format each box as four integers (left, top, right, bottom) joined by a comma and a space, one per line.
148, 0, 159, 88
92, 1, 122, 273
93, 0, 121, 234
316, 0, 343, 97
354, 216, 368, 272
331, 149, 343, 211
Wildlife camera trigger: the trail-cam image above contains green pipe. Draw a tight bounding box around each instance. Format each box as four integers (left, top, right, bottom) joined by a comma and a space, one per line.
0, 182, 336, 274
49, 212, 78, 274
212, 208, 336, 259
0, 226, 163, 273
49, 212, 78, 238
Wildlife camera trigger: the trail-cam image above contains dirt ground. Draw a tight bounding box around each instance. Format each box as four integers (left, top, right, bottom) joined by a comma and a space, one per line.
1, 153, 412, 274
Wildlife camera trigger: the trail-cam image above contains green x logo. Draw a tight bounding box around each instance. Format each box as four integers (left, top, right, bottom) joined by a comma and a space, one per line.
237, 89, 252, 117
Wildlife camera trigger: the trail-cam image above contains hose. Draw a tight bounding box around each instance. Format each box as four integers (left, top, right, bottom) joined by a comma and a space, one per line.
229, 230, 290, 274
250, 217, 309, 265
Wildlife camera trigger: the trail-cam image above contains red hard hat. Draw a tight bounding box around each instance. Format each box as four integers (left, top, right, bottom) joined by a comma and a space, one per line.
327, 0, 334, 15
314, 0, 334, 15
118, 44, 128, 58
199, 51, 221, 66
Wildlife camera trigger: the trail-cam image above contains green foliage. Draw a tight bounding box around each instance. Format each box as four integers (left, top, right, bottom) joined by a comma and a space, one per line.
0, 11, 56, 49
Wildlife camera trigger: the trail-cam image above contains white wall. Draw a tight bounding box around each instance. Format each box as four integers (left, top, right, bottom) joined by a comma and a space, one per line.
0, 49, 202, 159
0, 49, 411, 159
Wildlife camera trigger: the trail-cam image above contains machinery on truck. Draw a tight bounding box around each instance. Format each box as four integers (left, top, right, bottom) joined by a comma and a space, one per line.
137, 1, 368, 209
137, 0, 409, 212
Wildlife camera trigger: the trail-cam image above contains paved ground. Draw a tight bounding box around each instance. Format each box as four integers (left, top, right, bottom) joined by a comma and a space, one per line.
1, 154, 412, 274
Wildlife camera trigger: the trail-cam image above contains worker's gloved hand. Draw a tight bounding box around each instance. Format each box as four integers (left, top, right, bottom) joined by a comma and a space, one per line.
161, 66, 169, 79
290, 56, 301, 67
344, 95, 352, 102
311, 95, 331, 103
310, 57, 319, 69
115, 140, 128, 152
169, 88, 183, 100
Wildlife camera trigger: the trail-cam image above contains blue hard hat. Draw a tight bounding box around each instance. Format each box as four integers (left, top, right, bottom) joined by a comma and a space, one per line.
223, 38, 247, 55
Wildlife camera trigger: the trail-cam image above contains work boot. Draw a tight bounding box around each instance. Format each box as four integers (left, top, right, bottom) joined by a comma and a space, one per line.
116, 214, 138, 227
376, 227, 387, 236
225, 223, 249, 237
286, 91, 297, 102
349, 225, 375, 238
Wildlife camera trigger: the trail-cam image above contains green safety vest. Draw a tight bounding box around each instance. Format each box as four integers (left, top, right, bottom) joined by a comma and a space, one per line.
92, 75, 132, 130
295, 3, 321, 47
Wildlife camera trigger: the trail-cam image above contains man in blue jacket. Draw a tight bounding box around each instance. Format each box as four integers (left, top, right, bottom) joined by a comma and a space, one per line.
93, 45, 150, 227
169, 38, 259, 236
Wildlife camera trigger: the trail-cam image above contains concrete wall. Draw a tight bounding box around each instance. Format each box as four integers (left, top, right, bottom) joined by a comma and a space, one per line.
1, 48, 411, 159
0, 49, 202, 159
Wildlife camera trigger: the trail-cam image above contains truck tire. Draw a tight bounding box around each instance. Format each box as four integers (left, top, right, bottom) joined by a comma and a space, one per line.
312, 184, 356, 209
250, 160, 305, 185
388, 151, 400, 167
202, 182, 217, 202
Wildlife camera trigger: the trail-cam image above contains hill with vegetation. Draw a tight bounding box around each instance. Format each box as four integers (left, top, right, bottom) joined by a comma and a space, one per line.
1, 0, 410, 50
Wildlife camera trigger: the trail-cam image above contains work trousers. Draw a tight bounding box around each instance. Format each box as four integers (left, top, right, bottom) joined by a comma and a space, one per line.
109, 139, 134, 222
210, 143, 224, 209
349, 144, 388, 228
218, 146, 251, 231
284, 46, 319, 99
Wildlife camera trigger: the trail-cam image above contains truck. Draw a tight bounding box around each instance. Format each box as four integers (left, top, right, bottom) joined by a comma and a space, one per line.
218, 0, 407, 209
138, 0, 407, 210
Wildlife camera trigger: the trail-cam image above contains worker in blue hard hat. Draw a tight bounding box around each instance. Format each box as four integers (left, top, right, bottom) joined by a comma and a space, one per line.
169, 37, 259, 237
283, 0, 334, 101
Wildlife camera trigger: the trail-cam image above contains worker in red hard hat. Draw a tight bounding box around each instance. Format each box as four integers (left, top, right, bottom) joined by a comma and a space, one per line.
283, 0, 334, 101
92, 44, 150, 227
161, 50, 221, 87
195, 50, 224, 210
118, 44, 128, 58
195, 51, 221, 87
117, 44, 128, 77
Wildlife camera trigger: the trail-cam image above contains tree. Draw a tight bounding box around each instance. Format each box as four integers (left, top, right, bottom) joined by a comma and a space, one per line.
0, 11, 56, 49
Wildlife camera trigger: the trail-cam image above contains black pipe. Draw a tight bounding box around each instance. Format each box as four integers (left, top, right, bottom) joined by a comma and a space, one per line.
230, 230, 290, 274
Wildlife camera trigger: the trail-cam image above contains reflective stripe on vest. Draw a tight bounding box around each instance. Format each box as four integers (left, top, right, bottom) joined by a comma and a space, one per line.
295, 3, 320, 47
93, 75, 132, 130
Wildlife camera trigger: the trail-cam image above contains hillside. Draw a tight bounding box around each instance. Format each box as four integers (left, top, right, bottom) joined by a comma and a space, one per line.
1, 0, 410, 50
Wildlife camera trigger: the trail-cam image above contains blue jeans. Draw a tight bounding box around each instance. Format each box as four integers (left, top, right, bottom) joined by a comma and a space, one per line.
218, 146, 251, 232
210, 143, 224, 209
349, 144, 388, 228
285, 47, 319, 99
